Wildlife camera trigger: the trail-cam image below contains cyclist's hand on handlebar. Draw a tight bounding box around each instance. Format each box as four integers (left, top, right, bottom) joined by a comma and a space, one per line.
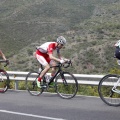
65, 59, 70, 62
60, 59, 65, 64
62, 58, 70, 63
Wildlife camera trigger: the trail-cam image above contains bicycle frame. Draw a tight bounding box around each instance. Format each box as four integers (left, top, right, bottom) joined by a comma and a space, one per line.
112, 77, 120, 94
31, 64, 63, 89
47, 64, 64, 85
42, 61, 72, 87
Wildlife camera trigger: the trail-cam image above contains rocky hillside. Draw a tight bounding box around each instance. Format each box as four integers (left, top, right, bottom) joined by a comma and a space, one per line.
0, 0, 120, 74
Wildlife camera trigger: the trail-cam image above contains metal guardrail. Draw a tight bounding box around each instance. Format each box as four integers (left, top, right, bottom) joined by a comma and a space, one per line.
7, 71, 105, 90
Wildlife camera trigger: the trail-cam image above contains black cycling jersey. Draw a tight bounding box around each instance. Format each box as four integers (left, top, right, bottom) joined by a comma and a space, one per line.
115, 47, 120, 59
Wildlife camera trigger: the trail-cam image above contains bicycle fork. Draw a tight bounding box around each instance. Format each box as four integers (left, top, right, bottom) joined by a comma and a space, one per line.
112, 77, 120, 94
60, 72, 68, 86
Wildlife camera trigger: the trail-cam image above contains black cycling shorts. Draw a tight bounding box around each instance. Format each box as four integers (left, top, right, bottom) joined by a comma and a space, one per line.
115, 47, 120, 59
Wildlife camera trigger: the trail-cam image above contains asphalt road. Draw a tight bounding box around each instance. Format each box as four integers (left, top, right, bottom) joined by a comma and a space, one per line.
0, 90, 120, 120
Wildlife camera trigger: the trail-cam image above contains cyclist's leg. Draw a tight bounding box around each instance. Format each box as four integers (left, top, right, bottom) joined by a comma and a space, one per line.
48, 60, 57, 86
36, 52, 50, 87
50, 60, 57, 77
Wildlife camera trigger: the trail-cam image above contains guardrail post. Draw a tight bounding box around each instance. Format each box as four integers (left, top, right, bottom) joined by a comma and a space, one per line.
15, 81, 19, 90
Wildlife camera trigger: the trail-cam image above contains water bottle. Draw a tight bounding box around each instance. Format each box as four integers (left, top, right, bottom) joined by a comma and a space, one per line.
45, 75, 51, 83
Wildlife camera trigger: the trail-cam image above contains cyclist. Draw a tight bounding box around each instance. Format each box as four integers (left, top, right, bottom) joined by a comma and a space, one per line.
35, 36, 69, 88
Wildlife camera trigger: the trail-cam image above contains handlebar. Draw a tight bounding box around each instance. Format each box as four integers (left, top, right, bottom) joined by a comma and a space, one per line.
0, 60, 9, 67
50, 60, 72, 68
63, 60, 72, 68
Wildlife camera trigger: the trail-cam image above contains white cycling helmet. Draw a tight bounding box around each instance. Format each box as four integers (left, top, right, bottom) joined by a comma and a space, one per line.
56, 36, 66, 45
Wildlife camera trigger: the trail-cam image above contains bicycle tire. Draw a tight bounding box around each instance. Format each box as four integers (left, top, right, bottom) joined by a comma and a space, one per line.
0, 69, 10, 93
26, 71, 44, 96
55, 72, 78, 99
98, 74, 120, 106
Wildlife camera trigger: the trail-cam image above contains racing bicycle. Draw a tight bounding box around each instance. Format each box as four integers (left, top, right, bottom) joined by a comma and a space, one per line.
26, 60, 78, 99
0, 60, 10, 93
98, 74, 120, 106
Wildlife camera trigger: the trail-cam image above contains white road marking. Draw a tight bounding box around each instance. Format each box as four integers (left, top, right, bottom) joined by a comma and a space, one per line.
0, 110, 66, 120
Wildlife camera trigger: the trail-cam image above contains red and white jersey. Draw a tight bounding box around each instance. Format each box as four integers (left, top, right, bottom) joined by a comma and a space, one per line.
37, 42, 57, 54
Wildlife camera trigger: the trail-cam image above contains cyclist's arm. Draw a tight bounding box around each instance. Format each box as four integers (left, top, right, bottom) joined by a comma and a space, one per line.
56, 49, 69, 61
47, 43, 60, 62
56, 48, 61, 59
0, 50, 7, 60
48, 43, 65, 63
49, 53, 61, 62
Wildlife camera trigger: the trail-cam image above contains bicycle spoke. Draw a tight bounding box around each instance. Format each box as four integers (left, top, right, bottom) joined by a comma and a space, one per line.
26, 71, 43, 96
55, 72, 78, 99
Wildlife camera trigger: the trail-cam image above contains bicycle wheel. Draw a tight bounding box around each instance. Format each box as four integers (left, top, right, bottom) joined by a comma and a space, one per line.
55, 72, 78, 99
0, 69, 10, 93
26, 71, 44, 96
98, 74, 120, 106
